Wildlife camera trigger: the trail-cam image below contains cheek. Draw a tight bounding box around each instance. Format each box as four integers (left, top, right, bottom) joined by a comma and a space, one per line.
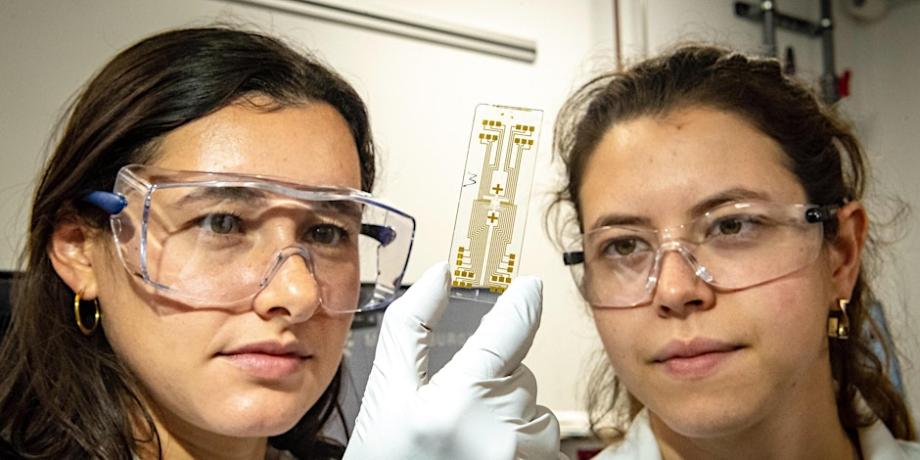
101, 289, 221, 402
306, 314, 352, 369
284, 315, 352, 417
593, 309, 645, 371
101, 310, 222, 437
322, 268, 361, 311
96, 257, 192, 377
92, 242, 213, 418
748, 273, 833, 365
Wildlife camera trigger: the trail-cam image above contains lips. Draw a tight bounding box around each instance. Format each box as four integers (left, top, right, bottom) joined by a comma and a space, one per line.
651, 338, 745, 379
218, 341, 313, 380
222, 341, 311, 358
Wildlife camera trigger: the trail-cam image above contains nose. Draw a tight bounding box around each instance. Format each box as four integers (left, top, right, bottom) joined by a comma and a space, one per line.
651, 243, 715, 317
253, 247, 323, 323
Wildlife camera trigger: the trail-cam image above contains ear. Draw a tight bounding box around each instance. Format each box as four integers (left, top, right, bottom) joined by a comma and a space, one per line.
827, 201, 868, 300
48, 219, 101, 300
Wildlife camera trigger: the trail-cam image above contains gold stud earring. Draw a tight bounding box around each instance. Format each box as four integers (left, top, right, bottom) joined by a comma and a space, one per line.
827, 298, 850, 340
74, 291, 101, 336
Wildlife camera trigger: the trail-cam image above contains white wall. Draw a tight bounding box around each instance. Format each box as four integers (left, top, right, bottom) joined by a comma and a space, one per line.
835, 0, 920, 424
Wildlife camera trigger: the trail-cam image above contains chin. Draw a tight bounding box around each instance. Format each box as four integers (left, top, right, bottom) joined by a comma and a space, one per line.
207, 393, 317, 437
216, 420, 301, 438
209, 413, 305, 438
649, 392, 762, 439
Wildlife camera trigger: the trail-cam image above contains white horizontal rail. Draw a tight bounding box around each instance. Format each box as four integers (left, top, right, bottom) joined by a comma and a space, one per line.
225, 0, 538, 62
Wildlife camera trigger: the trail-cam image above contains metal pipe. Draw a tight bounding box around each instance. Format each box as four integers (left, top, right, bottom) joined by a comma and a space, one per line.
734, 2, 822, 36
761, 0, 777, 57
819, 0, 839, 103
614, 0, 623, 70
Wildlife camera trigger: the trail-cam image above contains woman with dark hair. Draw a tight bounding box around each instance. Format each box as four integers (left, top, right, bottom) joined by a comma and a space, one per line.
550, 45, 918, 458
0, 26, 558, 459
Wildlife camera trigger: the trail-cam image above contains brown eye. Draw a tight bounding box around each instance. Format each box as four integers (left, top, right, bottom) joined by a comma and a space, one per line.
308, 224, 348, 245
614, 239, 637, 255
718, 219, 743, 235
201, 214, 241, 234
603, 238, 641, 257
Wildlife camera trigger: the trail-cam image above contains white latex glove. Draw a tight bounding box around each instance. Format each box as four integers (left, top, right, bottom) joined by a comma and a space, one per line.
343, 262, 561, 460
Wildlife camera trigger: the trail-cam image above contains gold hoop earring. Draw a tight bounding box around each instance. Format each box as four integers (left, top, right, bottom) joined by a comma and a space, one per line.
827, 298, 850, 340
74, 291, 101, 336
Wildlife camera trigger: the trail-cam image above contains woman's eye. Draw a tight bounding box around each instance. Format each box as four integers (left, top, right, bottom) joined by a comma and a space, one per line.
602, 238, 645, 257
200, 214, 242, 234
308, 224, 348, 245
717, 218, 744, 235
709, 215, 765, 239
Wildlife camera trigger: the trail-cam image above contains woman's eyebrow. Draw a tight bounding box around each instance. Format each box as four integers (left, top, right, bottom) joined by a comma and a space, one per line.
590, 214, 652, 231
309, 200, 363, 220
688, 188, 771, 217
174, 186, 270, 206
588, 188, 772, 231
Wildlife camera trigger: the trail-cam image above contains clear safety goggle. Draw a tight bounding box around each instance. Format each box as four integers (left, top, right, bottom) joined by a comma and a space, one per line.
562, 201, 837, 308
85, 164, 415, 313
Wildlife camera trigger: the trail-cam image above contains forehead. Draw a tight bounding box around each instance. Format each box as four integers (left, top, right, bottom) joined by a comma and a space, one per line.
151, 99, 362, 190
578, 107, 806, 226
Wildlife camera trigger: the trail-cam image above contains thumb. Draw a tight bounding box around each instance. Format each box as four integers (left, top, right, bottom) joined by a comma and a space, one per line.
439, 275, 543, 379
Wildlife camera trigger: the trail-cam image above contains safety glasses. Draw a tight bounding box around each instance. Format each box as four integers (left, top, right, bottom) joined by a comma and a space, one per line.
563, 201, 837, 308
85, 164, 415, 313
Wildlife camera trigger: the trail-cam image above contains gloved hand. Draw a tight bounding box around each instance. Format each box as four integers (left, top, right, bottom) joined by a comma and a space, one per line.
343, 262, 561, 460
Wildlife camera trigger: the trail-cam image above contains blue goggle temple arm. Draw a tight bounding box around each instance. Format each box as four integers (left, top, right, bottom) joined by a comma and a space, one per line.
361, 224, 397, 247
83, 191, 127, 215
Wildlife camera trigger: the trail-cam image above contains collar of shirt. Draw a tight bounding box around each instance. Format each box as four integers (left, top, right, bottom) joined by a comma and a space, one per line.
593, 409, 920, 460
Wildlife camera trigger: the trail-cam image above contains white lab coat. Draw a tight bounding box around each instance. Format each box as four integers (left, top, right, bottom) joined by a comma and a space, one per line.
593, 409, 920, 459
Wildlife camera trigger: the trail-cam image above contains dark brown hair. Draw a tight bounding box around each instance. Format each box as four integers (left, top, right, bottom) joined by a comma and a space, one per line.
0, 26, 377, 459
549, 44, 915, 443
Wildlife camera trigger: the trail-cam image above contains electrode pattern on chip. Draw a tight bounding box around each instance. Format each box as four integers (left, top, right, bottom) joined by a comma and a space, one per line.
448, 104, 542, 303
